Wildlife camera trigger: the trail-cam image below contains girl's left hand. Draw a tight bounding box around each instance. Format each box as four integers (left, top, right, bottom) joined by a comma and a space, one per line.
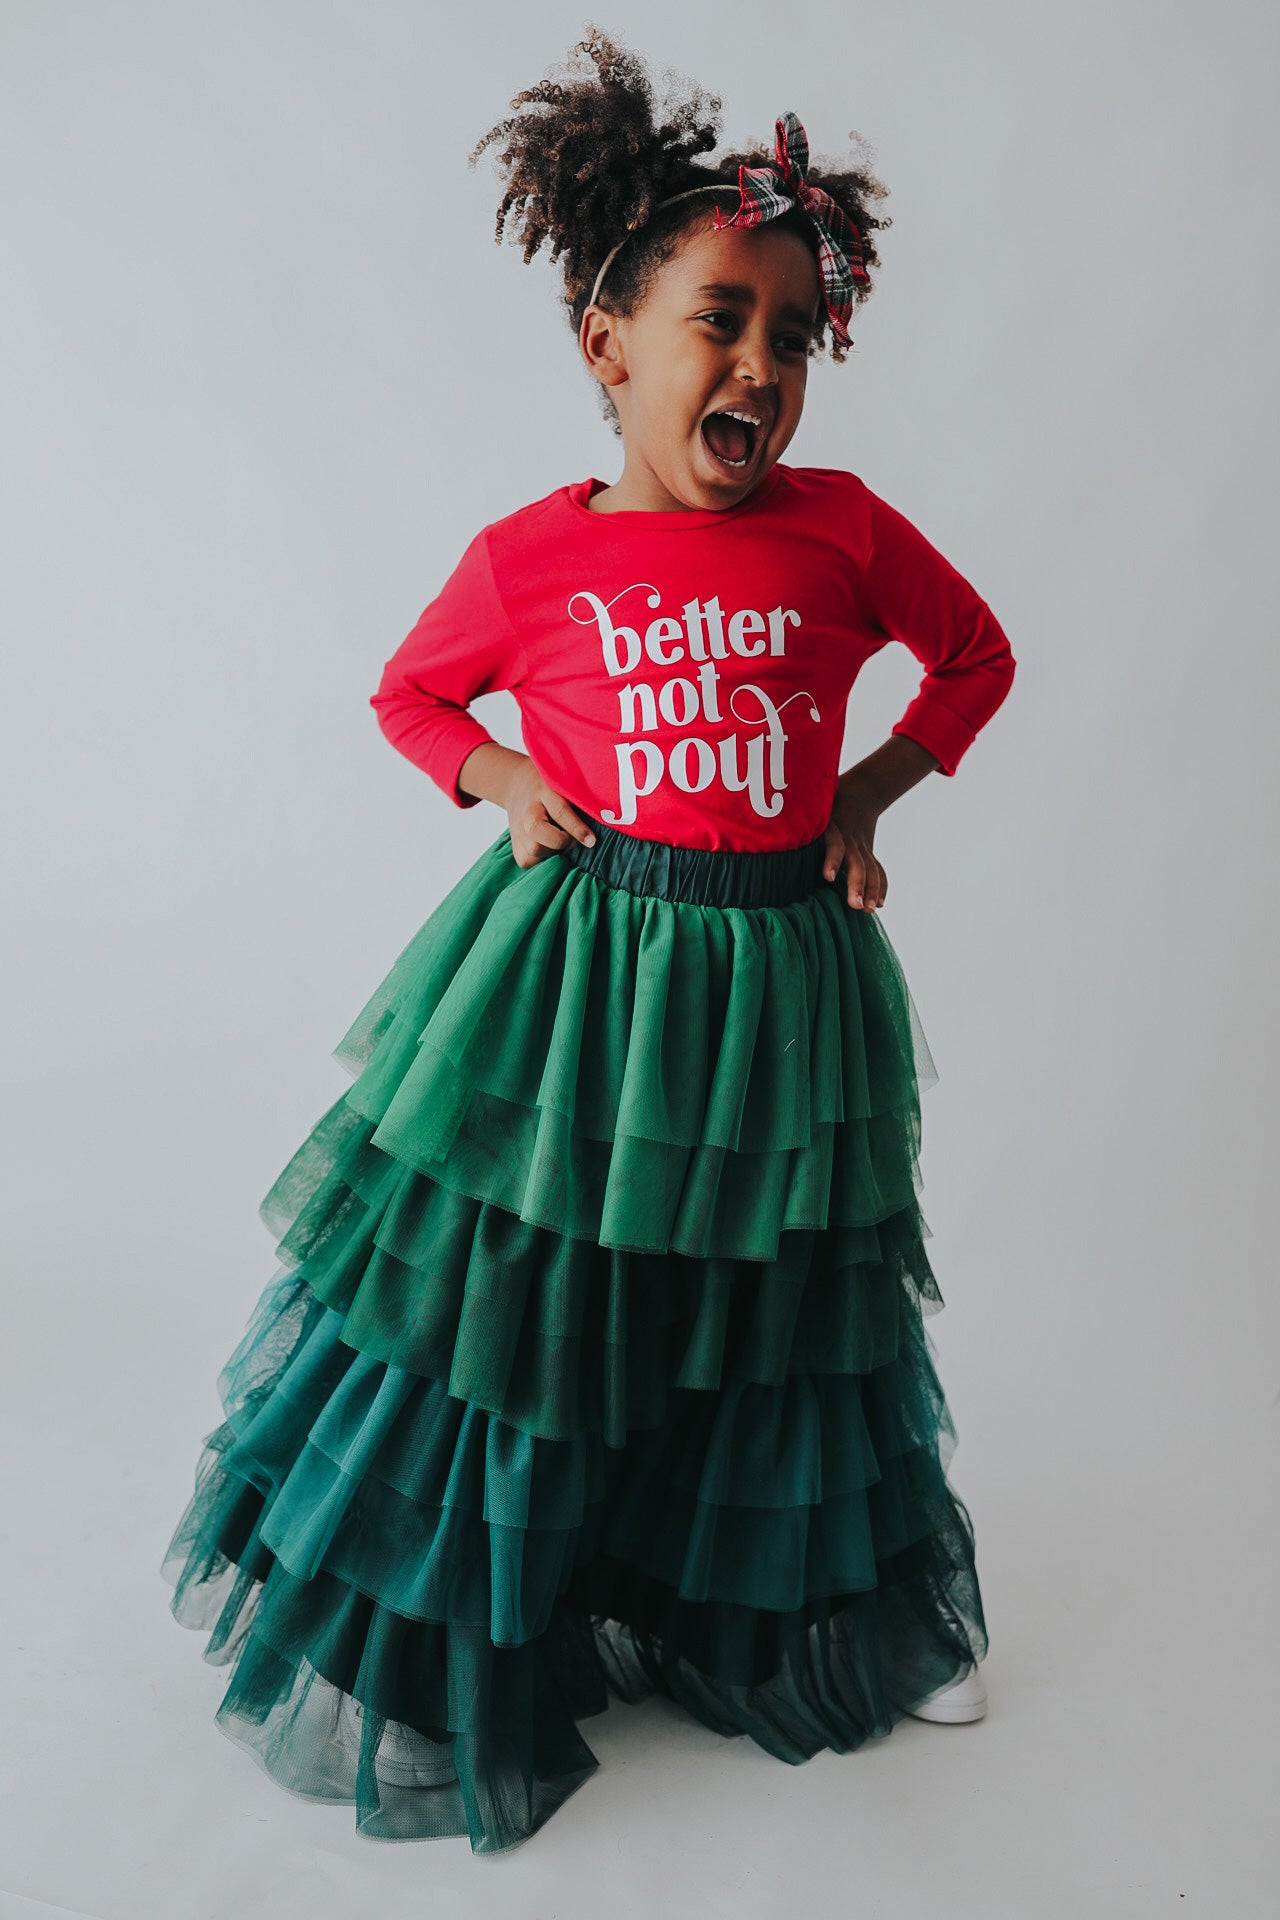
823, 787, 887, 911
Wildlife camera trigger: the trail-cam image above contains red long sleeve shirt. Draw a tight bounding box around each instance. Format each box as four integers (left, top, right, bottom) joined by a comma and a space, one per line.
370, 463, 1016, 854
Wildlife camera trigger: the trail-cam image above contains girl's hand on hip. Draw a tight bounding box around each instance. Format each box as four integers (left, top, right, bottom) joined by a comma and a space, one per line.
504, 759, 598, 867
823, 788, 887, 911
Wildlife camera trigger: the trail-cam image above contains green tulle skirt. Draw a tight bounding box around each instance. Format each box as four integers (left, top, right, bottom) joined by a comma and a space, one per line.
159, 814, 988, 1854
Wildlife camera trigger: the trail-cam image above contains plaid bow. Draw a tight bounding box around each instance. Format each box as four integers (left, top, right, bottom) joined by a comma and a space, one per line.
713, 112, 869, 348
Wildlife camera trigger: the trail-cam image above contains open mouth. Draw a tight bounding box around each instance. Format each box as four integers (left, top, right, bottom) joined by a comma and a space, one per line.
700, 408, 765, 472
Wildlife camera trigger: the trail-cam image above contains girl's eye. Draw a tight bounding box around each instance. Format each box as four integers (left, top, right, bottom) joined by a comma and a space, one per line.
699, 311, 810, 354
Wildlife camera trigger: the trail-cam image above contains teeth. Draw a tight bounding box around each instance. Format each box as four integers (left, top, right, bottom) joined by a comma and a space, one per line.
706, 408, 767, 468
704, 407, 762, 467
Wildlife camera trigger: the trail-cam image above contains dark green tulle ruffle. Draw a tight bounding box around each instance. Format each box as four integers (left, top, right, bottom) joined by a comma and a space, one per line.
160, 824, 986, 1856
256, 1089, 942, 1445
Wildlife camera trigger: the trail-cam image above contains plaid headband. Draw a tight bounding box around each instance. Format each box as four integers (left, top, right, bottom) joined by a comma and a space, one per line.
586, 111, 869, 348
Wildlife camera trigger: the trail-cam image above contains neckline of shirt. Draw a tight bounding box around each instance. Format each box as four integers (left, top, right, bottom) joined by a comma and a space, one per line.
565, 463, 788, 530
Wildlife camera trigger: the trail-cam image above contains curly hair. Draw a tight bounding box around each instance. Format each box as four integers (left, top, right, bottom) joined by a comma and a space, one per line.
469, 27, 892, 434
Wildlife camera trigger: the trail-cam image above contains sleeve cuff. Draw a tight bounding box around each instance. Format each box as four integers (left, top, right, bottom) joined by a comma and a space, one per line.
890, 692, 979, 778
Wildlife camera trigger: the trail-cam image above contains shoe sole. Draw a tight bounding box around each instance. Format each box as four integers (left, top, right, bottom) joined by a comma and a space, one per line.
906, 1698, 987, 1723
905, 1663, 988, 1723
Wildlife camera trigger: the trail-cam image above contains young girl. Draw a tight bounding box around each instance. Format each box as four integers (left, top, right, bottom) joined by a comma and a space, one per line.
161, 31, 1016, 1857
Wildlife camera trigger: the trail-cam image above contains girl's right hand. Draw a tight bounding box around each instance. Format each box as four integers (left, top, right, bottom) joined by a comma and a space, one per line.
503, 756, 598, 868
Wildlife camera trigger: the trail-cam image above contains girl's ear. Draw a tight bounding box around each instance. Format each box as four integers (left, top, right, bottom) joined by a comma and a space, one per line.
579, 307, 629, 390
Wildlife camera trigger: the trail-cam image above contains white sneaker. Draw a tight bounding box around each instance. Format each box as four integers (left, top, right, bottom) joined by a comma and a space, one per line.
372, 1718, 457, 1786
906, 1660, 988, 1724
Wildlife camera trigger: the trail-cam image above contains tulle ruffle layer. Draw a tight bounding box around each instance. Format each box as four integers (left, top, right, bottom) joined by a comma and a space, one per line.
262, 830, 939, 1264
162, 1265, 985, 1852
165, 1268, 966, 1639
260, 1092, 942, 1445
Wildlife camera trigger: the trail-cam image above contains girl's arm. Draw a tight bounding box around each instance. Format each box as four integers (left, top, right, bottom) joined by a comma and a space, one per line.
825, 483, 1018, 910
371, 530, 595, 865
858, 485, 1018, 780
838, 733, 941, 815
370, 527, 527, 809
823, 735, 939, 910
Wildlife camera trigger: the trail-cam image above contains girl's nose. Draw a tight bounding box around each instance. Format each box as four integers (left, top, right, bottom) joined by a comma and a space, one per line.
734, 331, 780, 387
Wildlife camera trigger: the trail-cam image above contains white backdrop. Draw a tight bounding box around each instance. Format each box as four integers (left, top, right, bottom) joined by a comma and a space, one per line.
3, 3, 1276, 1914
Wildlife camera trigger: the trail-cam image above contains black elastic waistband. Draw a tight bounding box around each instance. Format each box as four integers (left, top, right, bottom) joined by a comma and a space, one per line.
555, 814, 829, 908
